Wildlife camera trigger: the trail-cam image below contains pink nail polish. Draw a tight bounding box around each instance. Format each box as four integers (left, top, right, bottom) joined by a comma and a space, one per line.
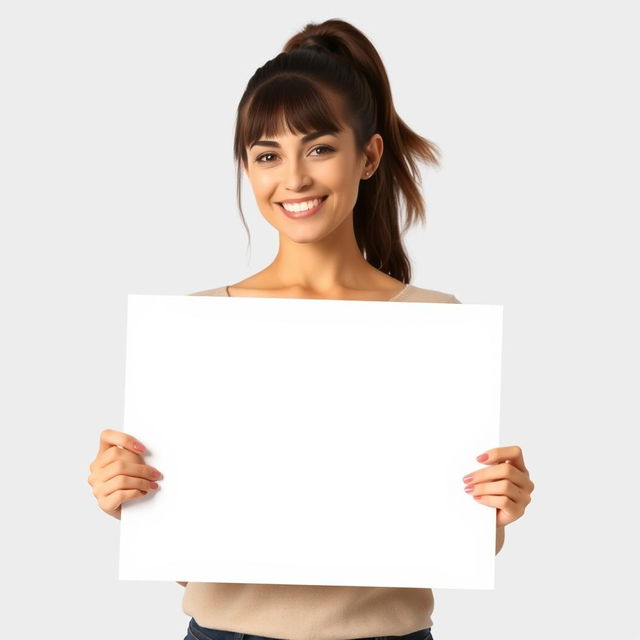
476, 453, 489, 462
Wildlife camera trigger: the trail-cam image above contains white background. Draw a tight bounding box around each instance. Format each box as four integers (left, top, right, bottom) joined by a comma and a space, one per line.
1, 1, 638, 638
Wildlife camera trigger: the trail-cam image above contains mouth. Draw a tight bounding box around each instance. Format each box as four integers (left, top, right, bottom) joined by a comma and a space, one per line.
276, 195, 329, 219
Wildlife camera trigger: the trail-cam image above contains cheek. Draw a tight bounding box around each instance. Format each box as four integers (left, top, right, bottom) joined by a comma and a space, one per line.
255, 176, 274, 195
318, 164, 358, 196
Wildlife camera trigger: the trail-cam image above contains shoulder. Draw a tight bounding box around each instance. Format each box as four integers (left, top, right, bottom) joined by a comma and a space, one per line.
188, 286, 228, 297
403, 285, 461, 303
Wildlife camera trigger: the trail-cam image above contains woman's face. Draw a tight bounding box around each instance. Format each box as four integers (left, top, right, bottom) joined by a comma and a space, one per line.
244, 124, 381, 244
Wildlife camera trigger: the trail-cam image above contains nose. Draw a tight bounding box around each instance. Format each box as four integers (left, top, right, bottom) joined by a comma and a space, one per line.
283, 159, 313, 192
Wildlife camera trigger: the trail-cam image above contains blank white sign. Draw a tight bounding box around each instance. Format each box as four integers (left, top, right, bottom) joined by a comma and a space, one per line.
119, 294, 503, 589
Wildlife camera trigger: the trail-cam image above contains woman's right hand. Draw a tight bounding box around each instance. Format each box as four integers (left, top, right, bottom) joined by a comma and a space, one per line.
87, 428, 163, 520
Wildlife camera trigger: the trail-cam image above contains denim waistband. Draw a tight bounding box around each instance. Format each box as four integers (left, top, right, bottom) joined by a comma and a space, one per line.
186, 618, 433, 640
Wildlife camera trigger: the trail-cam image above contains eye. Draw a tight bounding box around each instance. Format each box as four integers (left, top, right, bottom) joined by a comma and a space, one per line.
256, 153, 277, 163
255, 145, 334, 164
311, 145, 334, 156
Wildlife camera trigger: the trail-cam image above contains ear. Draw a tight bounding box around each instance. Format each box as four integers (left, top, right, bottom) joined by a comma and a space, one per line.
368, 133, 383, 163
362, 133, 383, 174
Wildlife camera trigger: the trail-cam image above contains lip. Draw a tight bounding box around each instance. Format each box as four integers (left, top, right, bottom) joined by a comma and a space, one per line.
277, 195, 328, 219
278, 195, 328, 204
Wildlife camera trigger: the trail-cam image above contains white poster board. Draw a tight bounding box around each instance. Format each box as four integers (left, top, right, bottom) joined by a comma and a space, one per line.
119, 294, 503, 589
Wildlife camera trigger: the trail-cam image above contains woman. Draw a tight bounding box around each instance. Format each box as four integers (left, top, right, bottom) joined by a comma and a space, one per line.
88, 18, 534, 640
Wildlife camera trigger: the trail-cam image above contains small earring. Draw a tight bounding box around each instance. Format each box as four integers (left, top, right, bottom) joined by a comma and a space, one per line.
365, 171, 371, 177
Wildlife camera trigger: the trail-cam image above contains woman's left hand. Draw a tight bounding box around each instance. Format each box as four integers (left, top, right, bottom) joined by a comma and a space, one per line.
462, 445, 534, 527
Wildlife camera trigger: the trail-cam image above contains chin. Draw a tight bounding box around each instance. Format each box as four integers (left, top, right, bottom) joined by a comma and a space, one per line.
281, 229, 328, 244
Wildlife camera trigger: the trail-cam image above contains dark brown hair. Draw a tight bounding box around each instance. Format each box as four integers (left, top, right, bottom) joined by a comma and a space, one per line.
233, 18, 441, 283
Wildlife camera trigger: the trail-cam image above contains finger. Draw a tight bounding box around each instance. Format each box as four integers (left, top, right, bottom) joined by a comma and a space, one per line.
103, 459, 162, 484
98, 428, 147, 457
93, 469, 160, 500
97, 489, 148, 516
477, 445, 526, 473
91, 430, 147, 475
464, 464, 532, 491
90, 443, 141, 478
468, 479, 527, 503
472, 493, 524, 520
90, 455, 161, 489
88, 444, 154, 488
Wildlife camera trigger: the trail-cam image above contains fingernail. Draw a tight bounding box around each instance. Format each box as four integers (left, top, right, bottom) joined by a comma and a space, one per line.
151, 469, 163, 479
476, 453, 489, 462
133, 442, 146, 452
463, 474, 473, 483
149, 481, 159, 489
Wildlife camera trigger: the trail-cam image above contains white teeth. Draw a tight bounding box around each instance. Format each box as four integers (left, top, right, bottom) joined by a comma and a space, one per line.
281, 197, 323, 212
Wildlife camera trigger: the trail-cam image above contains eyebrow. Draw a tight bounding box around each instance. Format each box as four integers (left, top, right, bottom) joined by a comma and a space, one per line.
249, 129, 339, 150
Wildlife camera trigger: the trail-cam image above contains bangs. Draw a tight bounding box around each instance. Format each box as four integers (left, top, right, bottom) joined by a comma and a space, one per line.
240, 76, 347, 155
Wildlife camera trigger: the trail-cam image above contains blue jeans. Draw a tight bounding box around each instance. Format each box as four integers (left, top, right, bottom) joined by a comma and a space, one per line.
184, 618, 434, 640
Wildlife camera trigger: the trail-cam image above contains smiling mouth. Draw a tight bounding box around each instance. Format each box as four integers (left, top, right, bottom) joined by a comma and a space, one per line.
276, 195, 329, 219
276, 195, 329, 206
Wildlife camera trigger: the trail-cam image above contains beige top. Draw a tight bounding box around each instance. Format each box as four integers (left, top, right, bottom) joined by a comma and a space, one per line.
181, 283, 461, 640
